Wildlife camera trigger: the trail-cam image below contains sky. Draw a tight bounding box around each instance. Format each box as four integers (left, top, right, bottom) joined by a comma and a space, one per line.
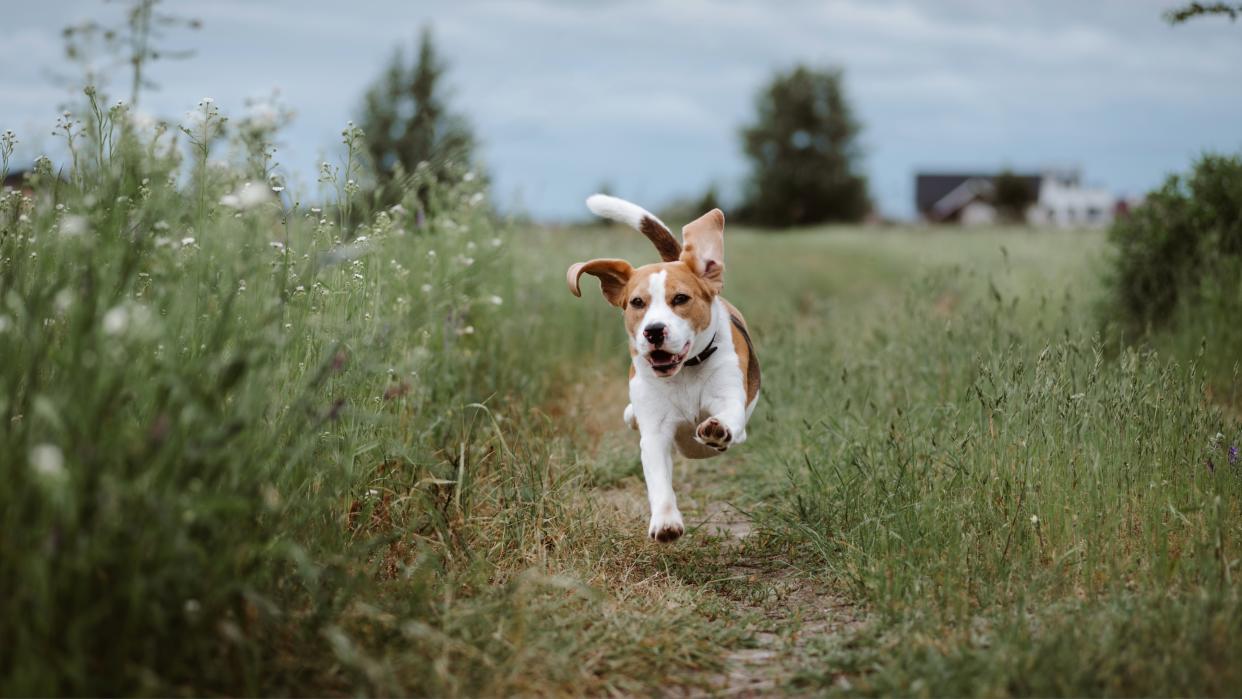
3, 0, 1240, 221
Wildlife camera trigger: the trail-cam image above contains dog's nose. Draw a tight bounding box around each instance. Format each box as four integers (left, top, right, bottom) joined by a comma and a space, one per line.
643, 323, 666, 346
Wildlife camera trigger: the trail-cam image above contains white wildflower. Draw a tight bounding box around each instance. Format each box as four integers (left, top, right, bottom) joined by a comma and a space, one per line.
60, 215, 88, 236
420, 284, 433, 293
487, 295, 503, 306
1029, 514, 1039, 526
102, 306, 129, 335
29, 444, 66, 480
220, 181, 273, 210
102, 303, 152, 337
54, 289, 74, 314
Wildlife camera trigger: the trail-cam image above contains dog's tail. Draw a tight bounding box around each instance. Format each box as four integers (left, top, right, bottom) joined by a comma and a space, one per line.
586, 194, 682, 262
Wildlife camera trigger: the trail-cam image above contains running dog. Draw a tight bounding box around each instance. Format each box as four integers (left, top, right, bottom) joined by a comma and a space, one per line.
568, 195, 760, 542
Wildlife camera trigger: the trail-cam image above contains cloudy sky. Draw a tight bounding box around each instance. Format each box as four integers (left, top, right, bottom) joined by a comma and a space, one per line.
3, 1, 1240, 220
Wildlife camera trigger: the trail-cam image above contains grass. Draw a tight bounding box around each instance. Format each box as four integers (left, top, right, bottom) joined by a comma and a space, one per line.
743, 231, 1242, 696
3, 89, 1240, 697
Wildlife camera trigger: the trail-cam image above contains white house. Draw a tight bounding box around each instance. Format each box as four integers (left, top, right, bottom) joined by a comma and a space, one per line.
915, 169, 1115, 228
1026, 175, 1115, 228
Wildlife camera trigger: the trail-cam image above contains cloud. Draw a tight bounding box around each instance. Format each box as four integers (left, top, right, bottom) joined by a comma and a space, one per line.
2, 0, 1240, 219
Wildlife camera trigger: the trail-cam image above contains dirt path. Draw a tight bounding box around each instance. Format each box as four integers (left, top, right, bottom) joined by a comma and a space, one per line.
593, 447, 864, 694
602, 480, 865, 696
562, 369, 865, 695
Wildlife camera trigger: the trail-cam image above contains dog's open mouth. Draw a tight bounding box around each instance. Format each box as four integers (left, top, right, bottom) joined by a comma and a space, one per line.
646, 346, 690, 376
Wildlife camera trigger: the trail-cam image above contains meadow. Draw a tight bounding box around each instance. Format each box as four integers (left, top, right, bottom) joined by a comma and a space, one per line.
2, 102, 1240, 697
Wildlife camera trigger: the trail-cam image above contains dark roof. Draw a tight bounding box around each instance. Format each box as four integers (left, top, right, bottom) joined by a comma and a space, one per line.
915, 172, 1042, 215
3, 169, 30, 190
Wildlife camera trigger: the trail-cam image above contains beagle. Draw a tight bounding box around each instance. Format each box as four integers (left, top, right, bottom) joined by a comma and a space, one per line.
568, 195, 760, 542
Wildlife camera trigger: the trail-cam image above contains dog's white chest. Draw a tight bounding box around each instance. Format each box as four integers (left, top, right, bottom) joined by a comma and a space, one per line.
629, 322, 746, 459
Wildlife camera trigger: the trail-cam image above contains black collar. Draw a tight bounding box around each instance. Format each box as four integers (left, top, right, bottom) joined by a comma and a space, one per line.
683, 333, 718, 367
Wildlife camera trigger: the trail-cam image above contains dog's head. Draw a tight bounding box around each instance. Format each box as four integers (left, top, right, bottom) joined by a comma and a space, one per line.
568, 206, 726, 378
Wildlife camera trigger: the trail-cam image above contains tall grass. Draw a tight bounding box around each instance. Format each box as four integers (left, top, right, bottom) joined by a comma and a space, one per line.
762, 261, 1242, 695
0, 88, 636, 696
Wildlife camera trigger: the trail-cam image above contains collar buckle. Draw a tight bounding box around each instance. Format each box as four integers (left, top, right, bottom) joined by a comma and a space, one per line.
683, 333, 718, 367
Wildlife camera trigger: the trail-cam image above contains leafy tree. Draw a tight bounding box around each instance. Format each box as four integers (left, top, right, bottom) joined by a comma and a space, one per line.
1165, 2, 1242, 23
740, 66, 869, 227
358, 26, 478, 211
992, 169, 1037, 223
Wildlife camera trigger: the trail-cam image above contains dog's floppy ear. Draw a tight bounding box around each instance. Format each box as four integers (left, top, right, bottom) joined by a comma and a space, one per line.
680, 208, 725, 293
567, 258, 634, 307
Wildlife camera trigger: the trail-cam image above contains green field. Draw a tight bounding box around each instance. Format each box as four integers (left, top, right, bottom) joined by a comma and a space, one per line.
3, 112, 1241, 696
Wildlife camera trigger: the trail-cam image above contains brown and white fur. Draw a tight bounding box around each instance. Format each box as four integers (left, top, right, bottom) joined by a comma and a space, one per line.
568, 195, 760, 542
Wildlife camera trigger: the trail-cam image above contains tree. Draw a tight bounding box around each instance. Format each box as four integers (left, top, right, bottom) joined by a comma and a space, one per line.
992, 170, 1037, 223
1165, 2, 1241, 23
740, 66, 869, 227
357, 26, 477, 210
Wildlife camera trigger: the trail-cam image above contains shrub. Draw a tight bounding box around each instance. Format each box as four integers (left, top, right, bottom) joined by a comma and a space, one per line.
1107, 152, 1242, 332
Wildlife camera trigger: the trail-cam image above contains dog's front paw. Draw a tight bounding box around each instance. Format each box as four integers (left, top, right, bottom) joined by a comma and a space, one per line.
648, 508, 685, 543
695, 417, 732, 452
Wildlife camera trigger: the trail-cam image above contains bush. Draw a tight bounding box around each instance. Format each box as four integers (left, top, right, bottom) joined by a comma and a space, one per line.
1108, 153, 1242, 332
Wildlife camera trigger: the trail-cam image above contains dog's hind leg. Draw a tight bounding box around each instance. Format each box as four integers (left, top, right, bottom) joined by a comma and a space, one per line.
623, 403, 638, 430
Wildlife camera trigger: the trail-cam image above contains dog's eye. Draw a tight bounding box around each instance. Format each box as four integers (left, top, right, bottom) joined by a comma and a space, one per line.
671, 293, 691, 306
629, 297, 645, 309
